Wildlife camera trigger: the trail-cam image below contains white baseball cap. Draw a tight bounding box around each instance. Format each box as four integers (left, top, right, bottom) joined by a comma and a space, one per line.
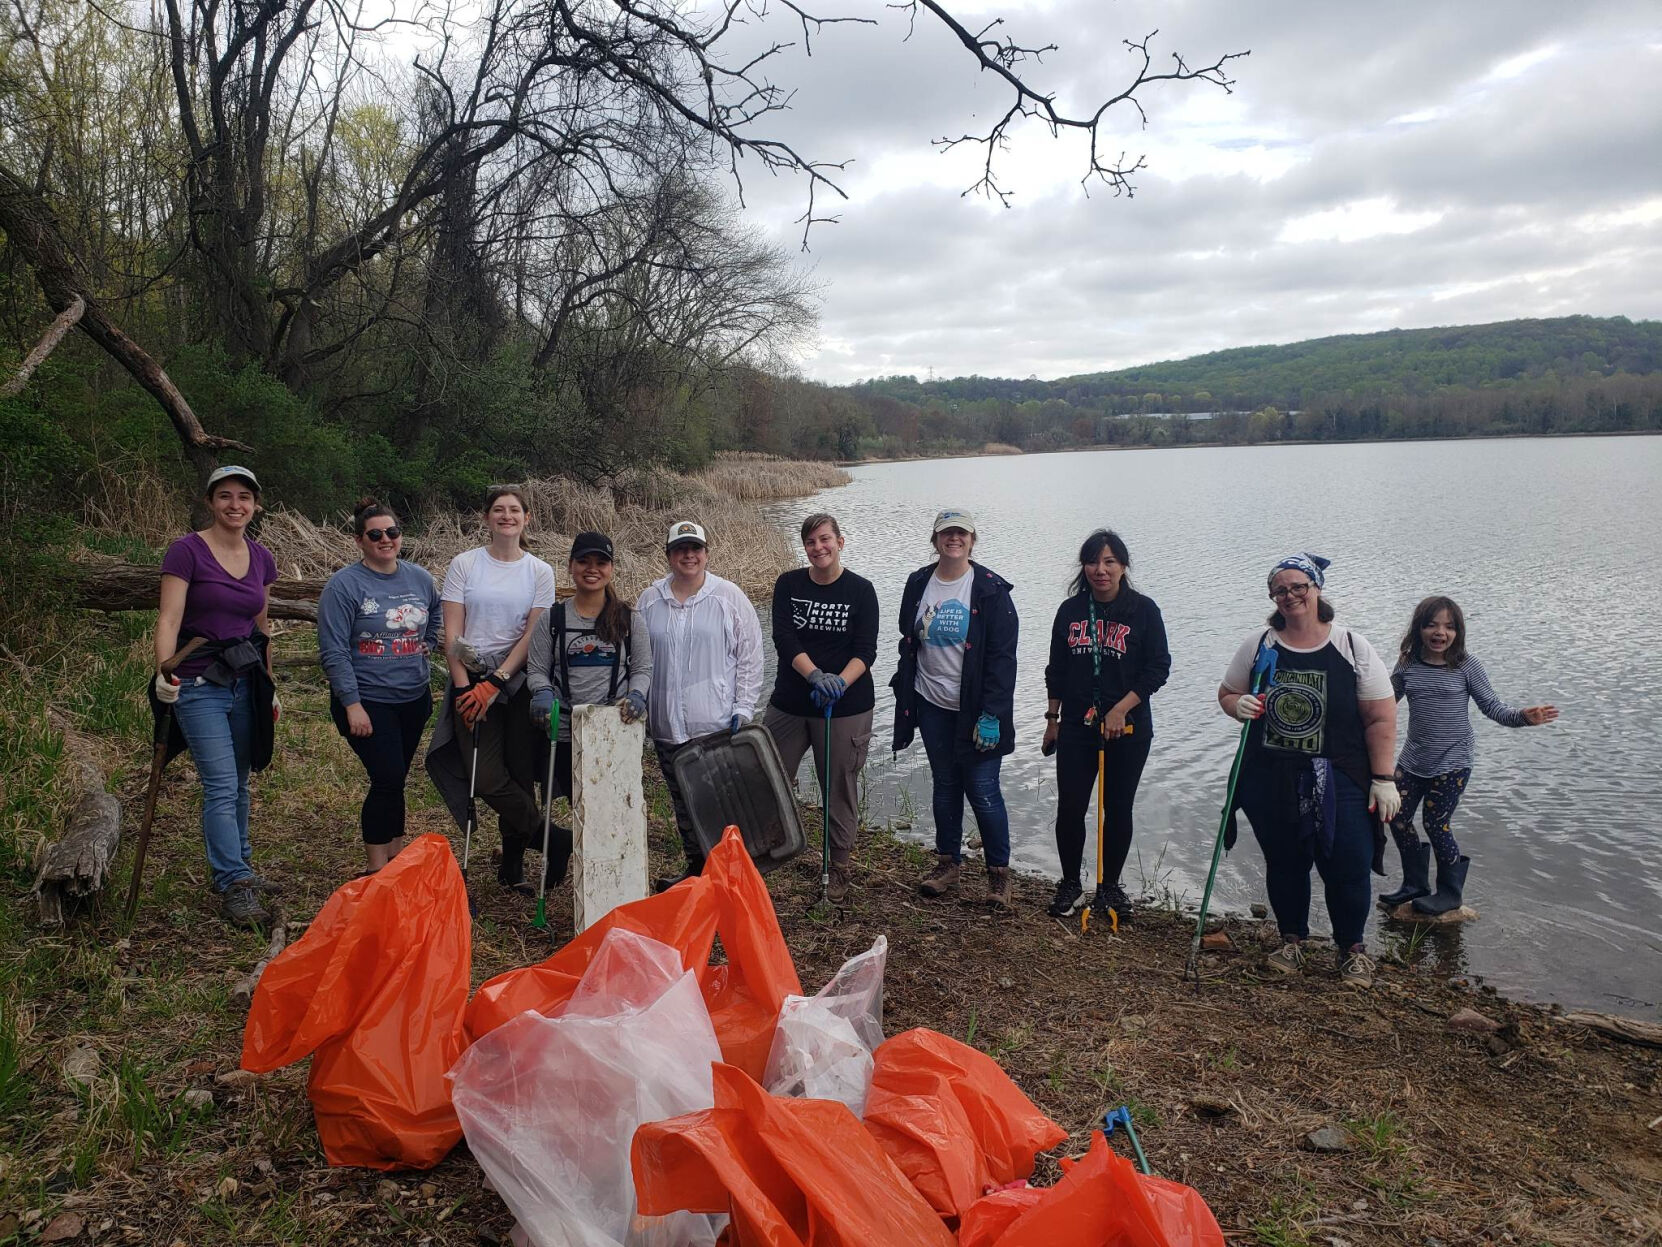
932, 508, 976, 535
205, 464, 261, 494
666, 519, 708, 549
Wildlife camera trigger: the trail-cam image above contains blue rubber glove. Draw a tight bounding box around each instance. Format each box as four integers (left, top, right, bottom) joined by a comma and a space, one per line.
730, 714, 747, 736
972, 712, 1000, 751
616, 689, 647, 724
807, 669, 846, 707
530, 687, 554, 728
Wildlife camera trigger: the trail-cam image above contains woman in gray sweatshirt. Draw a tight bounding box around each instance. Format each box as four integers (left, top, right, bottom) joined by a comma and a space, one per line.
317, 500, 442, 872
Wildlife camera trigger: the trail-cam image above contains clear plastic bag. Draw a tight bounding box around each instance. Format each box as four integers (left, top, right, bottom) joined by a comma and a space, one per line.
763, 935, 887, 1116
449, 928, 727, 1247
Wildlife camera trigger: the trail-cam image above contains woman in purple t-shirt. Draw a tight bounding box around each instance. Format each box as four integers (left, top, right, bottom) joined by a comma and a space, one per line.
153, 466, 279, 927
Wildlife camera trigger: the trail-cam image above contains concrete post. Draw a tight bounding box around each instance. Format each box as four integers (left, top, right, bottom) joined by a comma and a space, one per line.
571, 703, 649, 932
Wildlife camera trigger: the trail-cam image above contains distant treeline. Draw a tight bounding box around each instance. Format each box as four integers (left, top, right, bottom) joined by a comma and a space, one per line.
723, 316, 1662, 460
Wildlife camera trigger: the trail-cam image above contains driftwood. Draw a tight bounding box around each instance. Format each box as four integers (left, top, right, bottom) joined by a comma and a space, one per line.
229, 901, 288, 1009
75, 558, 321, 622
32, 719, 120, 925
1558, 1011, 1662, 1050
1, 294, 84, 398
1387, 901, 1478, 925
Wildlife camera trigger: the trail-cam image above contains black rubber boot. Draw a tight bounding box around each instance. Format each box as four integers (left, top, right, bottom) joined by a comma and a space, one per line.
1412, 855, 1469, 917
498, 829, 534, 896
1378, 841, 1432, 908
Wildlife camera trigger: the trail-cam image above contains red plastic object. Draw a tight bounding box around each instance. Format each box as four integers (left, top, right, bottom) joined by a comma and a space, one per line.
240, 834, 471, 1170
962, 1131, 1225, 1247
862, 1028, 1068, 1221
631, 1062, 957, 1247
465, 827, 800, 1080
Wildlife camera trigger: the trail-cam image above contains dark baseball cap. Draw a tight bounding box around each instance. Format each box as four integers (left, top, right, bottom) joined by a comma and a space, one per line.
570, 531, 615, 561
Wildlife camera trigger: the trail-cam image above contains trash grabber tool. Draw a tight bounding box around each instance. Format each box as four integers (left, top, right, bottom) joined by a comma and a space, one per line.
125, 636, 206, 922
461, 717, 481, 918
820, 701, 834, 906
1186, 638, 1277, 984
1103, 1106, 1152, 1175
534, 699, 560, 931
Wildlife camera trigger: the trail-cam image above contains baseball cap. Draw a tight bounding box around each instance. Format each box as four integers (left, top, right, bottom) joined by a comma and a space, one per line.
931, 508, 976, 535
666, 520, 708, 549
570, 531, 615, 561
205, 465, 261, 495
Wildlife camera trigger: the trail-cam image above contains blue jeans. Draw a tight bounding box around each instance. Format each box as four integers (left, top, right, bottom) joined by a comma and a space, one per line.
915, 696, 1011, 868
1239, 764, 1373, 950
173, 676, 254, 891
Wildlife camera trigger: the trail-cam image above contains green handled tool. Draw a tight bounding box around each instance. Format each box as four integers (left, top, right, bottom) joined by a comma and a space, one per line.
534, 698, 561, 931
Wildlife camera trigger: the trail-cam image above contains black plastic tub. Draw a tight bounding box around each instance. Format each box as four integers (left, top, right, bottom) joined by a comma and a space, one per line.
670, 724, 808, 873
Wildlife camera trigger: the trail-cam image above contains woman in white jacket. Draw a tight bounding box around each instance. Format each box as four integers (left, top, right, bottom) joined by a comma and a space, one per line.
639, 520, 764, 889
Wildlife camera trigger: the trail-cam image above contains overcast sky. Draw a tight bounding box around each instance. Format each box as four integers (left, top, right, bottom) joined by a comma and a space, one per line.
711, 0, 1662, 385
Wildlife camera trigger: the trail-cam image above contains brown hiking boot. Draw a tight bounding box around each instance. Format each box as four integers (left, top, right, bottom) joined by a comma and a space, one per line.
986, 866, 1012, 911
828, 863, 851, 903
918, 855, 961, 897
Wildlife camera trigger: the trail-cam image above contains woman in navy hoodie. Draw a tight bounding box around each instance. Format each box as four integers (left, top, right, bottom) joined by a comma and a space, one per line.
891, 509, 1019, 909
1041, 529, 1171, 923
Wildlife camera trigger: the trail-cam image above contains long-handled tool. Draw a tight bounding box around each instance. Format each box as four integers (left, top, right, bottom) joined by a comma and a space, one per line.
1185, 638, 1277, 983
819, 702, 834, 906
1103, 1106, 1152, 1175
460, 719, 481, 918
125, 637, 206, 923
1088, 716, 1132, 932
534, 699, 561, 931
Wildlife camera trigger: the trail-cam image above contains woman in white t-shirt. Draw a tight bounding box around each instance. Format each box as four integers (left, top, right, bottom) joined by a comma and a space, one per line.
890, 509, 1019, 910
426, 485, 556, 894
1215, 553, 1400, 989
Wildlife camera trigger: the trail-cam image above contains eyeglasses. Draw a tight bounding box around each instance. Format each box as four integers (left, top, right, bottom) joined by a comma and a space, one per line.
1268, 582, 1315, 601
364, 527, 402, 542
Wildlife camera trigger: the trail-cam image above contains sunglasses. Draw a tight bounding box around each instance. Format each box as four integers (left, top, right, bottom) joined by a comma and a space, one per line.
363, 526, 402, 542
1268, 582, 1314, 601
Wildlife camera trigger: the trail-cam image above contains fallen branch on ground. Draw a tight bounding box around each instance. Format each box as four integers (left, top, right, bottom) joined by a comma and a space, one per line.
230, 901, 288, 1009
1557, 1011, 1662, 1049
32, 714, 120, 925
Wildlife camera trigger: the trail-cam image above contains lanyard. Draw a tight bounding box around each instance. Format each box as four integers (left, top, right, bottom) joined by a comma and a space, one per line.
1088, 596, 1104, 714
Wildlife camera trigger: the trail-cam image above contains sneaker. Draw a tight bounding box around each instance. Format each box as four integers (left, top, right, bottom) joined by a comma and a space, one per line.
918, 855, 961, 898
1265, 939, 1306, 975
1092, 882, 1133, 924
220, 882, 267, 928
827, 863, 851, 903
986, 866, 1012, 911
1047, 878, 1085, 919
1338, 947, 1375, 990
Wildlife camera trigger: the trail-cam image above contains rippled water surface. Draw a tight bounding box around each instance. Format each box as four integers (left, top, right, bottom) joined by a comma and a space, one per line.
762, 436, 1662, 1019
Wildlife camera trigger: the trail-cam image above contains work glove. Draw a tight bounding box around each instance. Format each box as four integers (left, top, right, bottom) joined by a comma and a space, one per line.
1232, 693, 1264, 722
972, 712, 1000, 751
729, 713, 748, 736
1368, 778, 1403, 823
154, 671, 181, 705
616, 689, 647, 724
271, 691, 282, 725
530, 687, 554, 728
808, 669, 846, 707
456, 681, 498, 728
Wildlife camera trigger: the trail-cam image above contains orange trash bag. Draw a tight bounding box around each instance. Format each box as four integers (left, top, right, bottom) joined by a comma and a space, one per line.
862, 1028, 1067, 1221
960, 1131, 1224, 1247
240, 833, 470, 1170
632, 1062, 957, 1247
465, 828, 800, 1080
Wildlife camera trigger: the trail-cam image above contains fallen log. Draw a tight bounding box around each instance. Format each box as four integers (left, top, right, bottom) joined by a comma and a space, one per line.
230, 901, 288, 1009
32, 720, 120, 926
74, 558, 321, 623
1557, 1011, 1662, 1050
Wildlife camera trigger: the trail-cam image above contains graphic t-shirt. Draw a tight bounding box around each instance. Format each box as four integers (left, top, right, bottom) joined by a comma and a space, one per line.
439, 547, 556, 657
160, 532, 279, 679
317, 559, 441, 705
912, 568, 974, 711
769, 566, 880, 718
525, 600, 654, 742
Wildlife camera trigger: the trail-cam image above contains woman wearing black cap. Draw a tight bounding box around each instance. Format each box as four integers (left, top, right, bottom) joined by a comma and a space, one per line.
525, 532, 654, 886
152, 465, 281, 927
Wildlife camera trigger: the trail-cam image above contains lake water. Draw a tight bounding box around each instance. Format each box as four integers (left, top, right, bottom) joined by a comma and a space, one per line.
762, 436, 1662, 1020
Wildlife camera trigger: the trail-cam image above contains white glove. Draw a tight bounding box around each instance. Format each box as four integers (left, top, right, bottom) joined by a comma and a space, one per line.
154, 671, 181, 705
1232, 693, 1263, 722
1369, 778, 1402, 822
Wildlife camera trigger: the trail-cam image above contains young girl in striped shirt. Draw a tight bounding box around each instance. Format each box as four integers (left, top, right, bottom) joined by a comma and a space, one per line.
1380, 596, 1558, 915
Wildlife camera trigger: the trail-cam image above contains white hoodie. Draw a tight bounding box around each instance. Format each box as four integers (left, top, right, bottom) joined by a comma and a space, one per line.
639, 571, 764, 745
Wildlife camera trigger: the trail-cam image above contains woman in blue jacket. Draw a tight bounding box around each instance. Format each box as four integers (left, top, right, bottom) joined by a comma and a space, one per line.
891, 509, 1019, 909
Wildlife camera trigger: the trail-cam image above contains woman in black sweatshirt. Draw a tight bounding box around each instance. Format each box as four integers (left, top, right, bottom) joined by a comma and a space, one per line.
1041, 529, 1171, 922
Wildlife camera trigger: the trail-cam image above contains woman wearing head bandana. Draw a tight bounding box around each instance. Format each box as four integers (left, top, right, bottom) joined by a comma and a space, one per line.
1216, 554, 1400, 989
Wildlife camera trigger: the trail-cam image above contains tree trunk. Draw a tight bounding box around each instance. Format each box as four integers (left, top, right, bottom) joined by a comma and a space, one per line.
31, 718, 121, 926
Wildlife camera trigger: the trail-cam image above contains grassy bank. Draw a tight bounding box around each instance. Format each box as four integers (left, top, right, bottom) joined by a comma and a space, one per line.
0, 459, 1657, 1246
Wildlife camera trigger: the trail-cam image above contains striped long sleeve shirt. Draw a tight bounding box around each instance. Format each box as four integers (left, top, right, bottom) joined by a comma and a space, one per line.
1392, 655, 1529, 777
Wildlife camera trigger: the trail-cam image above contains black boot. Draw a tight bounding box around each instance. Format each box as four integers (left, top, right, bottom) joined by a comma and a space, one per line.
1412, 855, 1469, 917
498, 829, 534, 896
1378, 841, 1432, 908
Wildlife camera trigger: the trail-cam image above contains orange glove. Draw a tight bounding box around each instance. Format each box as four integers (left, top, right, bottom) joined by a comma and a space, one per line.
455, 681, 498, 727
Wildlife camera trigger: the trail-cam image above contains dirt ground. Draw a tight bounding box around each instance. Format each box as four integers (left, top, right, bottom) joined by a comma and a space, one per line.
3, 705, 1659, 1247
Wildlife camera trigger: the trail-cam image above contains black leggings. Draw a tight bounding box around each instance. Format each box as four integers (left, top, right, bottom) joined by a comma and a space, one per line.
1053, 731, 1152, 887
331, 693, 432, 845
